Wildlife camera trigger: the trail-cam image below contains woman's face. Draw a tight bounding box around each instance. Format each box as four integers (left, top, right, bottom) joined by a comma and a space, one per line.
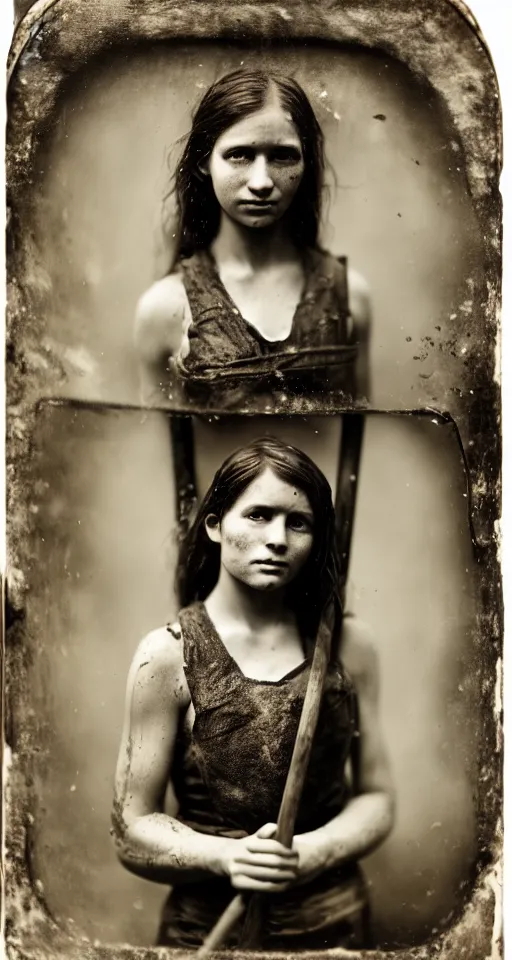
207, 467, 314, 592
205, 99, 305, 231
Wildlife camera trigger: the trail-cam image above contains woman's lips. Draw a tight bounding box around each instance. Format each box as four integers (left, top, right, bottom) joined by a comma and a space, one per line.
252, 559, 288, 569
239, 200, 277, 209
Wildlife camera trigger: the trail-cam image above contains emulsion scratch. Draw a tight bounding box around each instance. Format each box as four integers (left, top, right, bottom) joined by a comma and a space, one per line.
486, 863, 503, 960
494, 656, 502, 751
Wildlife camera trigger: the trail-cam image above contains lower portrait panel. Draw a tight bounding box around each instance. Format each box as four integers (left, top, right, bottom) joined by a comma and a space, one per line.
11, 403, 481, 953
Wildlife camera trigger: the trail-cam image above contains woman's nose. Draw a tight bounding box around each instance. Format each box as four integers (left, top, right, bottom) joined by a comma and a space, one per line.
265, 517, 288, 553
247, 155, 274, 194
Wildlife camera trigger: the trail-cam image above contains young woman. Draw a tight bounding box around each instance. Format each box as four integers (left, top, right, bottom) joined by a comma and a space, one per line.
134, 69, 371, 404
112, 438, 394, 950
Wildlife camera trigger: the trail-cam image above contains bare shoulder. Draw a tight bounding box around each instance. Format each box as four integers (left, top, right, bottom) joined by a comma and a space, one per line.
340, 616, 379, 692
136, 274, 188, 323
134, 274, 190, 362
347, 266, 371, 322
347, 266, 370, 299
128, 623, 188, 705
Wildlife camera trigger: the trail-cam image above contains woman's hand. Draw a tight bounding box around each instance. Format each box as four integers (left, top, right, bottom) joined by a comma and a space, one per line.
225, 823, 299, 893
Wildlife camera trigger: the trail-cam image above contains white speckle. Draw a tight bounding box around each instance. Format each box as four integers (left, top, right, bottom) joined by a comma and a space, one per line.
319, 90, 328, 99
333, 111, 341, 121
70, 784, 77, 792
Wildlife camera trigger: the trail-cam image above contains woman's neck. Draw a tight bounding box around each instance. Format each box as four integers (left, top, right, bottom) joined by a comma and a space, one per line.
205, 567, 293, 634
211, 214, 300, 271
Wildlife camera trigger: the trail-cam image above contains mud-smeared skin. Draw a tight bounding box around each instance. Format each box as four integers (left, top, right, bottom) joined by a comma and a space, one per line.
5, 0, 502, 958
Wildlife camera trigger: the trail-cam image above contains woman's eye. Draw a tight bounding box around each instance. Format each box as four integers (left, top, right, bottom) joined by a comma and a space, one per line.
269, 149, 302, 165
247, 510, 267, 522
288, 515, 311, 532
226, 149, 252, 163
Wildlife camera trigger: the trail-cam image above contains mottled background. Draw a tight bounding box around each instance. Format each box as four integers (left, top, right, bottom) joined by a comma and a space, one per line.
26, 406, 478, 948
29, 42, 483, 410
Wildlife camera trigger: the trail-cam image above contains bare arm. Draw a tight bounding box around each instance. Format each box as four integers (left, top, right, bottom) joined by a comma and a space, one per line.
292, 618, 395, 881
112, 626, 234, 884
112, 626, 299, 891
133, 275, 191, 404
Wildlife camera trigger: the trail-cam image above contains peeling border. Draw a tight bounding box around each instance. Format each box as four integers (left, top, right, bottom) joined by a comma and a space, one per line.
5, 0, 503, 958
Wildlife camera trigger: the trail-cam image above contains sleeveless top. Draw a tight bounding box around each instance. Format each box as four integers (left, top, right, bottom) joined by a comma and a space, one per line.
157, 602, 369, 949
172, 249, 358, 397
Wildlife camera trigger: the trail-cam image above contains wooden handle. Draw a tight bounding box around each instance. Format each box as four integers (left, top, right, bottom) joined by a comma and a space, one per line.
196, 895, 246, 958
274, 625, 331, 847
196, 622, 332, 956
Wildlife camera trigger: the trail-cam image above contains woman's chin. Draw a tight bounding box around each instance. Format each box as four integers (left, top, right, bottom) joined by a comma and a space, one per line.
229, 210, 282, 231
249, 573, 288, 592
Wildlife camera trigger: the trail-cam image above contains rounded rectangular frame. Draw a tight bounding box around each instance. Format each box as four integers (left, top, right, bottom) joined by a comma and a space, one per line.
5, 1, 503, 958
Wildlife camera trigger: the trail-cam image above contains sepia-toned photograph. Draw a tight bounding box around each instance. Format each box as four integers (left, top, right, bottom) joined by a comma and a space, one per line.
5, 1, 502, 959
24, 405, 478, 952
11, 37, 490, 414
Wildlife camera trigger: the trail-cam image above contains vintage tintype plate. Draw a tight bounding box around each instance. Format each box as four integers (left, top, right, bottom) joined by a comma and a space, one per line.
5, 1, 502, 959
8, 404, 485, 957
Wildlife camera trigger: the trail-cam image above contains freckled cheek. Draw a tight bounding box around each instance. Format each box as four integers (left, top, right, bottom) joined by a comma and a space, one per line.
285, 162, 304, 181
277, 169, 304, 200
211, 166, 243, 200
222, 521, 257, 555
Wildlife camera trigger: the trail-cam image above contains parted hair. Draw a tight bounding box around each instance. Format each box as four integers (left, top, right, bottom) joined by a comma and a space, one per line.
167, 69, 325, 267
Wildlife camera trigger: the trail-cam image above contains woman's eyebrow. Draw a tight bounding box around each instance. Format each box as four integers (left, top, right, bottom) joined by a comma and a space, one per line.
291, 508, 314, 521
242, 503, 314, 519
222, 138, 302, 151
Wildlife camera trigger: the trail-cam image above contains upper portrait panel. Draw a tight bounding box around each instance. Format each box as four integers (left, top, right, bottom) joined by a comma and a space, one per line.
7, 0, 500, 419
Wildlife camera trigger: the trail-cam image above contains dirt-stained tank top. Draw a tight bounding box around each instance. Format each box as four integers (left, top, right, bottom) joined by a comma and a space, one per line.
157, 602, 369, 950
171, 601, 357, 835
173, 248, 358, 394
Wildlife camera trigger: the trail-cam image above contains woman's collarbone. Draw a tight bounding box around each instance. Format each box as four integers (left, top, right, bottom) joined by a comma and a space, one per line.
221, 270, 304, 342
